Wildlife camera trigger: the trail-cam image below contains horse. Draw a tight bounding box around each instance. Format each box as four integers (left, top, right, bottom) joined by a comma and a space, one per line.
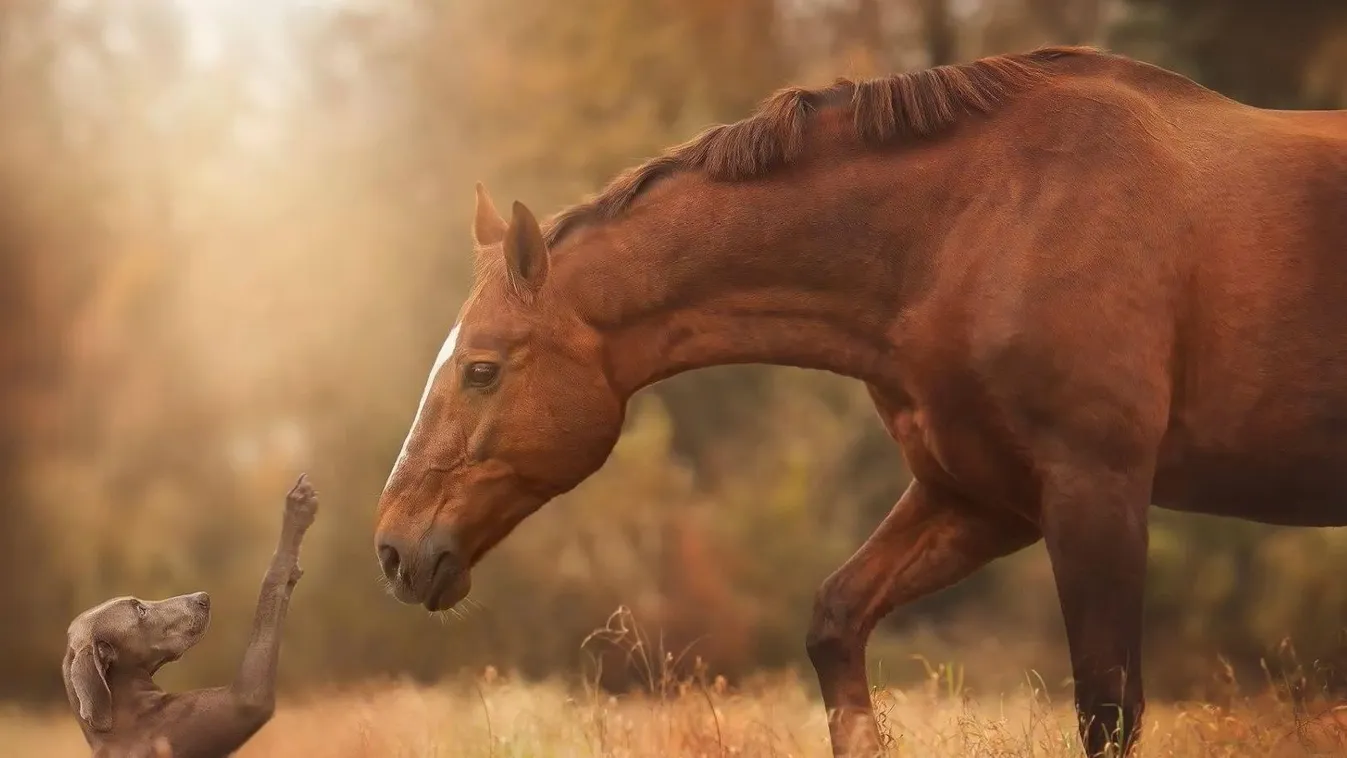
373, 45, 1347, 757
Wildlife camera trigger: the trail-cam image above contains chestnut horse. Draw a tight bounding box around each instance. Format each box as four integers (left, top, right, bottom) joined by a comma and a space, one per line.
374, 46, 1347, 757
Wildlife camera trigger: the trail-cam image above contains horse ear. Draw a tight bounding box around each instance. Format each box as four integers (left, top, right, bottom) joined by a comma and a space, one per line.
65, 641, 114, 732
502, 200, 550, 293
472, 182, 507, 247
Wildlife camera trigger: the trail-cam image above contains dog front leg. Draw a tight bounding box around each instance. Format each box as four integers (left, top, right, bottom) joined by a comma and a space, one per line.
230, 474, 318, 716
124, 476, 319, 758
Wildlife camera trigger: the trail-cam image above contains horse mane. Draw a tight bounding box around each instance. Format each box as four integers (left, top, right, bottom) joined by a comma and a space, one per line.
542, 45, 1100, 247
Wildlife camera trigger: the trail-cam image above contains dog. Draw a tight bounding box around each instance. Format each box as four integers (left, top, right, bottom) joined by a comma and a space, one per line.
62, 474, 319, 757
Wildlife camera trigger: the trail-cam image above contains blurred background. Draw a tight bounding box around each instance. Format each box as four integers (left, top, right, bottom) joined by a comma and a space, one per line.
2, 0, 1347, 710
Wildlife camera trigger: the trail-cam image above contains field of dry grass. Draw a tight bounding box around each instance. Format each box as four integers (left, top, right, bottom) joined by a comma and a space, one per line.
6, 666, 1347, 758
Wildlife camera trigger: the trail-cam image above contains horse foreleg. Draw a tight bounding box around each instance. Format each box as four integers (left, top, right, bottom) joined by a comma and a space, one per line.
805, 479, 1040, 757
1041, 466, 1150, 757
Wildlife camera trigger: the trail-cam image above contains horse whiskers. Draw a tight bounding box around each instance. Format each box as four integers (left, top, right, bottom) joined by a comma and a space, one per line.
429, 595, 486, 625
432, 607, 462, 625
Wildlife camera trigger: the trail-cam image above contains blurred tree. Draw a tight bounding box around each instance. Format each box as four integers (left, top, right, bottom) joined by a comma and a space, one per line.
0, 0, 115, 698
1305, 26, 1347, 106
1118, 0, 1347, 108
1026, 0, 1105, 45
5, 0, 1347, 707
0, 189, 54, 700
919, 0, 957, 66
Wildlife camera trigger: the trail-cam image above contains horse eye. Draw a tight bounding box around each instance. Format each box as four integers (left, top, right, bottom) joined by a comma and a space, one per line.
463, 361, 500, 389
134, 602, 148, 619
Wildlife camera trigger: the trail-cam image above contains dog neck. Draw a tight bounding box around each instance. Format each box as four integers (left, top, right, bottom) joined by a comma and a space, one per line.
106, 668, 169, 729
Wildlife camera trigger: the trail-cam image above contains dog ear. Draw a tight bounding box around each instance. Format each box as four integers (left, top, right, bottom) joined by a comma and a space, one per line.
65, 639, 114, 731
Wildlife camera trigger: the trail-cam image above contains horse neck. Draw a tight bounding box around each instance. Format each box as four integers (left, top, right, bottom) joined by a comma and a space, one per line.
551, 154, 946, 399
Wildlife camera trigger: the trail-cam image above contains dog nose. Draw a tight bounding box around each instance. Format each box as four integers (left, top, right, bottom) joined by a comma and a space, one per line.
191, 592, 210, 610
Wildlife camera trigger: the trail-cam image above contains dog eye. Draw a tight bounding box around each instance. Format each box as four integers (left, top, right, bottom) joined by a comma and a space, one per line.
463, 361, 500, 389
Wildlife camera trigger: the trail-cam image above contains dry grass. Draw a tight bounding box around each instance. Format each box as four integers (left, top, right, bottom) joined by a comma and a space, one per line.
5, 670, 1347, 758
6, 609, 1347, 757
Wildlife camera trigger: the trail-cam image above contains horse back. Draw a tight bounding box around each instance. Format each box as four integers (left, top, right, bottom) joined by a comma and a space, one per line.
894, 64, 1347, 525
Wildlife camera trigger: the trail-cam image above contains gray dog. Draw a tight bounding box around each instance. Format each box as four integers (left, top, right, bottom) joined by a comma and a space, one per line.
62, 474, 319, 758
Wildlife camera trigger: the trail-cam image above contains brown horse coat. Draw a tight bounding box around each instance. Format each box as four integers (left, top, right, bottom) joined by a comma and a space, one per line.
375, 46, 1347, 757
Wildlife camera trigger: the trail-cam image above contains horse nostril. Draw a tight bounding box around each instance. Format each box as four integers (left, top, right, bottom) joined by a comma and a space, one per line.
426, 543, 464, 595
192, 592, 211, 610
377, 543, 402, 582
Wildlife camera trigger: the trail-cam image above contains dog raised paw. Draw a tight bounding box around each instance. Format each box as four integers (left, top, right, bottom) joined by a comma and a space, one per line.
284, 473, 319, 532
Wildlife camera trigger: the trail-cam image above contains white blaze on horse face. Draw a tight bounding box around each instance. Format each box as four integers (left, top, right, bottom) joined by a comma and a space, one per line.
385, 324, 461, 489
